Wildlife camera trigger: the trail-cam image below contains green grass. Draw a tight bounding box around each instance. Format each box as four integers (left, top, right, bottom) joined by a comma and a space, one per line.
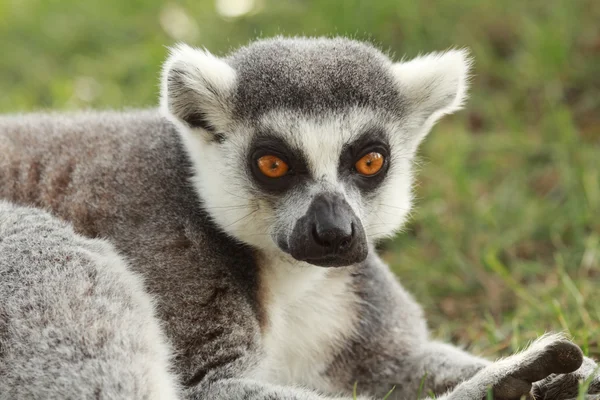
0, 0, 598, 359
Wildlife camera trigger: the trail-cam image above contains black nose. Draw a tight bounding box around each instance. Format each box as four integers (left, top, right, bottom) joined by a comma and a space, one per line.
312, 221, 354, 251
285, 192, 368, 267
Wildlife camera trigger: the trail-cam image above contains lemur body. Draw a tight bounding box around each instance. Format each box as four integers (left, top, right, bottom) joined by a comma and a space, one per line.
0, 110, 445, 399
0, 38, 596, 399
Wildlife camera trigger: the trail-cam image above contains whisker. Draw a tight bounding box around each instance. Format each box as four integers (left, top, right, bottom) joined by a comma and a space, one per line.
221, 208, 259, 229
368, 231, 394, 237
237, 232, 272, 237
221, 188, 253, 201
364, 223, 395, 230
376, 210, 405, 217
379, 203, 410, 211
202, 205, 249, 210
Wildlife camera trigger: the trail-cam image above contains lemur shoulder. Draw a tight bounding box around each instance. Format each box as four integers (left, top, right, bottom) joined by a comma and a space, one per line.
0, 37, 596, 400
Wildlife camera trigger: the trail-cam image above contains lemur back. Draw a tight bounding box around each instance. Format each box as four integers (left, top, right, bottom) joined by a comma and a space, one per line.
0, 111, 265, 384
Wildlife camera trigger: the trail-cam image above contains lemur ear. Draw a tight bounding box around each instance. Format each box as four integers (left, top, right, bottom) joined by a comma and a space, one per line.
160, 44, 236, 135
392, 49, 472, 127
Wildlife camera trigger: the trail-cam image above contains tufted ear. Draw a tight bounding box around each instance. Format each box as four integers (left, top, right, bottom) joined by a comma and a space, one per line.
160, 44, 237, 135
392, 49, 472, 141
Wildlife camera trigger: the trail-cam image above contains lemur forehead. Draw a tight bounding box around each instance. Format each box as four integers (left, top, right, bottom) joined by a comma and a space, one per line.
226, 37, 405, 120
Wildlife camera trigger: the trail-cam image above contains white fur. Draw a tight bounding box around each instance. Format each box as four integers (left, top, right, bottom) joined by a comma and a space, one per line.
392, 49, 473, 151
160, 45, 472, 254
160, 43, 237, 136
249, 252, 359, 392
174, 107, 417, 260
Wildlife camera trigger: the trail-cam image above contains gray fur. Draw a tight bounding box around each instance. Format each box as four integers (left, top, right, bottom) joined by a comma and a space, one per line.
227, 37, 403, 119
0, 37, 598, 399
0, 201, 179, 400
0, 111, 264, 389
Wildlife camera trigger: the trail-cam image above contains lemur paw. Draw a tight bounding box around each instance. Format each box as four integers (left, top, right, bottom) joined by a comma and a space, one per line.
445, 334, 583, 400
532, 356, 600, 400
492, 336, 584, 400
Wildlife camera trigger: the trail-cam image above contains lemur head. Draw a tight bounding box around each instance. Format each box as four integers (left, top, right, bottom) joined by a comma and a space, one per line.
161, 37, 471, 267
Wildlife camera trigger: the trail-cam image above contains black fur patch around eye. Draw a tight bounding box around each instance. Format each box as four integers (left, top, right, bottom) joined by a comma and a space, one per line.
338, 128, 391, 194
247, 134, 310, 194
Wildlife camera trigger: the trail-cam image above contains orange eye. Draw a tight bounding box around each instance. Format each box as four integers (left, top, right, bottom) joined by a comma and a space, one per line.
257, 155, 289, 178
355, 152, 385, 176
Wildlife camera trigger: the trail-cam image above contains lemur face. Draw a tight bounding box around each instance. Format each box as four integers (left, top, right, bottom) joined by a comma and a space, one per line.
161, 37, 471, 267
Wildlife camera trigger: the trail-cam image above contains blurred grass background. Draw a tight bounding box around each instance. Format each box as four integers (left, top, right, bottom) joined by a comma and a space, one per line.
0, 0, 598, 358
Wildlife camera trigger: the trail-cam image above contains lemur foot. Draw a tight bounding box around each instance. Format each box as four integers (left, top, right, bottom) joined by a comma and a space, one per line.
442, 334, 583, 400
532, 355, 600, 400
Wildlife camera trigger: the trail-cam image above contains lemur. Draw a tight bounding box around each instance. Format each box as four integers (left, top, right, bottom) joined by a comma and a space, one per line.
0, 37, 598, 400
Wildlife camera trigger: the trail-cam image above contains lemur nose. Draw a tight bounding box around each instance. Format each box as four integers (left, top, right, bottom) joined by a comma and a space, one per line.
287, 192, 368, 267
309, 192, 356, 252
312, 222, 354, 251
